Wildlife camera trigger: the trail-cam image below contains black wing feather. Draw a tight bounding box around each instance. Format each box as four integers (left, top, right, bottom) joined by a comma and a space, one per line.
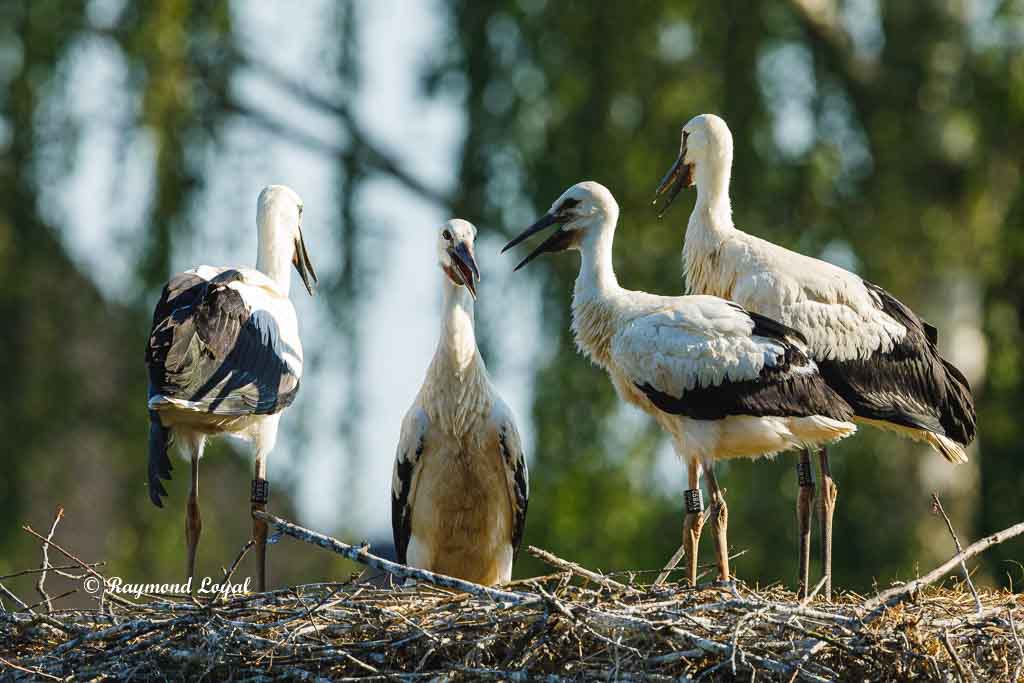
391, 435, 424, 565
147, 409, 172, 507
145, 273, 206, 507
637, 323, 853, 422
499, 425, 529, 559
818, 280, 976, 446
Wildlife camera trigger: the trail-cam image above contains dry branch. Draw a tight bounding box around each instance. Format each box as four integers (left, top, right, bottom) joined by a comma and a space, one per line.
932, 493, 982, 613
35, 506, 64, 614
527, 545, 638, 594
864, 521, 1024, 611
254, 511, 539, 608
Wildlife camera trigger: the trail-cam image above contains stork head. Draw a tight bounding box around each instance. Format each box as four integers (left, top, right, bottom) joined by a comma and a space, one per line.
438, 219, 480, 298
502, 181, 619, 271
653, 113, 733, 217
257, 184, 318, 295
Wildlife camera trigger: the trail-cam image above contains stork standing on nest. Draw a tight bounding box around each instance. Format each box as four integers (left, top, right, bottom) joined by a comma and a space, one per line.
146, 185, 317, 592
504, 181, 856, 585
655, 114, 977, 598
391, 219, 529, 586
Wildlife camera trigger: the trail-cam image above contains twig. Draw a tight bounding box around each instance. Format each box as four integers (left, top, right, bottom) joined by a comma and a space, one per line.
941, 629, 971, 682
654, 544, 687, 586
36, 506, 64, 613
254, 511, 540, 608
1009, 606, 1024, 682
864, 521, 1024, 611
21, 524, 137, 608
217, 540, 255, 604
931, 493, 982, 613
17, 589, 77, 613
667, 625, 829, 682
800, 576, 828, 607
0, 655, 62, 681
0, 581, 32, 613
0, 562, 105, 581
527, 546, 638, 594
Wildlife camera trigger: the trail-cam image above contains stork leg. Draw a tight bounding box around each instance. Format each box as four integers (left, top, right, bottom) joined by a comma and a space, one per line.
818, 447, 838, 601
704, 463, 730, 582
185, 454, 202, 591
251, 455, 269, 593
796, 449, 815, 599
682, 459, 705, 586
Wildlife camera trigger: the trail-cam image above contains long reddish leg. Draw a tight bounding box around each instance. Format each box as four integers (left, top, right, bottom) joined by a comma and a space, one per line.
796, 449, 815, 598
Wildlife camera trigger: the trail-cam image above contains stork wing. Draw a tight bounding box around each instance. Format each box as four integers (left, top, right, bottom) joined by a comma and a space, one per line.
817, 281, 976, 445
146, 269, 301, 417
612, 297, 852, 421
392, 408, 429, 566
494, 404, 529, 559
727, 245, 910, 363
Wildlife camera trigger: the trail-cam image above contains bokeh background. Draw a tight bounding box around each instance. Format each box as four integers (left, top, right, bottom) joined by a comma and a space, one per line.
2, 0, 1022, 607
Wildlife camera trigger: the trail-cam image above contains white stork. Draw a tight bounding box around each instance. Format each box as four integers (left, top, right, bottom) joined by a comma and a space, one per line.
504, 181, 856, 585
655, 113, 977, 598
145, 184, 317, 592
391, 219, 529, 586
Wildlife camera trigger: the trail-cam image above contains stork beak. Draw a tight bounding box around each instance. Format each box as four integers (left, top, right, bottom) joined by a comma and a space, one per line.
502, 213, 574, 271
293, 227, 318, 296
653, 151, 692, 219
450, 240, 480, 299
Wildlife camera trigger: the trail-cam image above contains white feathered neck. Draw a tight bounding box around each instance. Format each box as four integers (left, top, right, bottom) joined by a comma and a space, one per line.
683, 144, 738, 299
422, 277, 492, 436
255, 201, 297, 296
571, 210, 625, 370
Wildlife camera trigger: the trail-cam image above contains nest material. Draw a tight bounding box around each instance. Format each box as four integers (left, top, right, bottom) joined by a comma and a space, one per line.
2, 513, 1023, 681
2, 573, 1022, 681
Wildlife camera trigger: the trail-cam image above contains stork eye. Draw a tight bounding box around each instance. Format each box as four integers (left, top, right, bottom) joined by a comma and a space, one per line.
442, 229, 453, 241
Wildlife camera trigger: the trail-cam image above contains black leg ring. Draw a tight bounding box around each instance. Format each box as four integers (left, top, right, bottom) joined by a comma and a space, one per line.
797, 461, 814, 488
684, 488, 704, 514
251, 478, 269, 505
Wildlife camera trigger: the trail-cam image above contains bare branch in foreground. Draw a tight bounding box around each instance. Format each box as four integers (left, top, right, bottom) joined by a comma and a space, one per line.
864, 521, 1024, 612
527, 545, 639, 594
254, 511, 540, 608
932, 493, 982, 614
36, 506, 64, 614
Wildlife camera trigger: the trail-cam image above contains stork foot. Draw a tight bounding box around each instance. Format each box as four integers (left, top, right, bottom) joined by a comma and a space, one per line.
703, 466, 730, 582
710, 491, 730, 582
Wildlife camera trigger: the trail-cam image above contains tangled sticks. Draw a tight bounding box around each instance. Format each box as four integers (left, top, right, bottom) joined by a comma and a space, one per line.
1, 512, 1022, 681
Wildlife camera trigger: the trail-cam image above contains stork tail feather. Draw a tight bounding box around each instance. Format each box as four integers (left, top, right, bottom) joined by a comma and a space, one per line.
148, 410, 173, 507
937, 357, 977, 452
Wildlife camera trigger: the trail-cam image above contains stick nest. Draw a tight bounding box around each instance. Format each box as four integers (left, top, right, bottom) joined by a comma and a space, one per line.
3, 512, 1023, 681
3, 570, 1021, 681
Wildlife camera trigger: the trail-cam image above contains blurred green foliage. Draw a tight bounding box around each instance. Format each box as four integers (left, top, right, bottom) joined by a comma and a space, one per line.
0, 0, 1021, 608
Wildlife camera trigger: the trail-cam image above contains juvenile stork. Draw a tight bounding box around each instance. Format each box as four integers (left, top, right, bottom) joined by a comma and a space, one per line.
655, 114, 977, 597
145, 185, 317, 592
504, 181, 856, 585
391, 219, 529, 586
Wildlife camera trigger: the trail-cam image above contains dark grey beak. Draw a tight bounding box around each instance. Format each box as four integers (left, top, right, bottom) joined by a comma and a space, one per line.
502, 213, 573, 271
653, 150, 692, 219
450, 240, 480, 299
293, 227, 318, 296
